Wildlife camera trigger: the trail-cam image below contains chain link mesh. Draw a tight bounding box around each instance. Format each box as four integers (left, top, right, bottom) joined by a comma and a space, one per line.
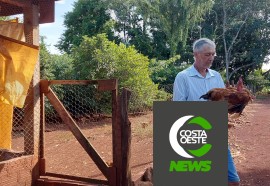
43, 84, 113, 179
0, 0, 43, 166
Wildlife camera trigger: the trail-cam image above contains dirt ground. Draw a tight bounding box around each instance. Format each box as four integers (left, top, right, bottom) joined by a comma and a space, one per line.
228, 95, 270, 186
43, 95, 270, 185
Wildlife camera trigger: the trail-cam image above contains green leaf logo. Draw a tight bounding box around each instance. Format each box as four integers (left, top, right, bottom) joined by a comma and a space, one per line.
169, 116, 212, 158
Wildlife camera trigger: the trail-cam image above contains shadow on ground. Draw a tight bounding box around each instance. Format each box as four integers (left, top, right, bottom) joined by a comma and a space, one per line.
238, 168, 270, 186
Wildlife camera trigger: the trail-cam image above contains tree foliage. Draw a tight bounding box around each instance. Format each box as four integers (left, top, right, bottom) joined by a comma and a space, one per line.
199, 0, 270, 82
50, 0, 270, 104
149, 55, 189, 86
40, 36, 55, 80
40, 36, 73, 80
246, 69, 270, 93
150, 0, 214, 57
57, 0, 118, 53
71, 34, 160, 111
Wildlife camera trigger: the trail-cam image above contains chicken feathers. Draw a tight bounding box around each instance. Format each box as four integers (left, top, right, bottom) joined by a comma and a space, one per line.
200, 77, 254, 117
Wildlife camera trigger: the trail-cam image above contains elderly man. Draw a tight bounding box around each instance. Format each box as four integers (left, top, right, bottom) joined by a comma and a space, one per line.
173, 38, 240, 186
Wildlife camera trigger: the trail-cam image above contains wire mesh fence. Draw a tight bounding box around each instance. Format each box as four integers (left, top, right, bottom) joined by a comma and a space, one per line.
42, 84, 114, 179
0, 2, 41, 162
0, 96, 37, 161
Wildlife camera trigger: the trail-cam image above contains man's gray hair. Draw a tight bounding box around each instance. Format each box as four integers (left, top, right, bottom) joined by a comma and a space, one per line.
193, 38, 216, 52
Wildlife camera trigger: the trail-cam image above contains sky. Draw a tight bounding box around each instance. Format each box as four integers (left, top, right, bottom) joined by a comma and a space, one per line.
39, 0, 76, 54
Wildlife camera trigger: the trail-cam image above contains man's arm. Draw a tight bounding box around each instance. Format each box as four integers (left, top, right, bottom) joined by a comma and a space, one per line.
173, 73, 188, 101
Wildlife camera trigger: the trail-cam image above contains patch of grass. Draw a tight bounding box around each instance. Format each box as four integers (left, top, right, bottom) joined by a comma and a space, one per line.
132, 122, 153, 138
57, 132, 74, 143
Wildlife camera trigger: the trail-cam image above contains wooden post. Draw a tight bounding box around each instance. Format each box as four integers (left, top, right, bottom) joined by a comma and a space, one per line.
39, 81, 47, 175
23, 2, 40, 183
23, 2, 40, 155
111, 80, 119, 186
120, 89, 132, 186
113, 88, 132, 186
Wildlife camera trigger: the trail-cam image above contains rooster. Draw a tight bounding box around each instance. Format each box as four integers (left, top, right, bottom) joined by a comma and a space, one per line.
200, 76, 254, 118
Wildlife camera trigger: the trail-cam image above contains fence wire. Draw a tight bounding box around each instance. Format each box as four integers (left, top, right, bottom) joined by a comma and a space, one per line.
0, 95, 37, 162
43, 84, 113, 179
0, 0, 46, 164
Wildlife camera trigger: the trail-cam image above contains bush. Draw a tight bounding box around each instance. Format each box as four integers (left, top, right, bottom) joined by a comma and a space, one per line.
71, 34, 159, 112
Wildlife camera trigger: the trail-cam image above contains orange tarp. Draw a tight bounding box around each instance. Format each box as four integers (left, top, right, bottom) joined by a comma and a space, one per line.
0, 19, 39, 149
0, 102, 13, 149
0, 35, 39, 107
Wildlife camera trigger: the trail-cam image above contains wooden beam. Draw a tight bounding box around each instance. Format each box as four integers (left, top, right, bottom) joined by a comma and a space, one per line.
49, 80, 99, 85
45, 87, 110, 179
39, 90, 46, 175
40, 79, 50, 94
112, 83, 121, 185
47, 79, 117, 91
0, 2, 23, 16
39, 0, 55, 24
120, 89, 132, 186
23, 3, 40, 154
0, 0, 27, 7
98, 79, 117, 91
43, 172, 109, 185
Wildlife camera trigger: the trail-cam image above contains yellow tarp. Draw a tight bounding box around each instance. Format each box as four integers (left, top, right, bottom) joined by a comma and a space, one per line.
0, 35, 39, 107
0, 19, 25, 42
0, 102, 13, 149
0, 19, 39, 149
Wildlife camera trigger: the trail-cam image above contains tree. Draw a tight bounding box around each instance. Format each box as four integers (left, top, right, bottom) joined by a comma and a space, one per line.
40, 36, 54, 80
110, 0, 213, 59
149, 55, 189, 86
150, 0, 214, 57
57, 0, 118, 53
246, 69, 270, 93
200, 0, 270, 81
110, 0, 156, 58
40, 36, 74, 80
71, 34, 160, 111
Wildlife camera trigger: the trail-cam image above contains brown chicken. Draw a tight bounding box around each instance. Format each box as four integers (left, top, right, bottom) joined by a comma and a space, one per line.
200, 76, 254, 117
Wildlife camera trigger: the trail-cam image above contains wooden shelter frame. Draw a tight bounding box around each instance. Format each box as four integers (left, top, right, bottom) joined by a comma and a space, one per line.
39, 79, 132, 186
0, 1, 133, 185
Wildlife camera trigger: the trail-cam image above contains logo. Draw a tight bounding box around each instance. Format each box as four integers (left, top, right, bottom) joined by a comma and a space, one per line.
153, 102, 228, 185
169, 115, 212, 172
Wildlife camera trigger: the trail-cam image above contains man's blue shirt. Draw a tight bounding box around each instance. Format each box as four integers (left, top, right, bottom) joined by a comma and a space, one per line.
173, 65, 225, 101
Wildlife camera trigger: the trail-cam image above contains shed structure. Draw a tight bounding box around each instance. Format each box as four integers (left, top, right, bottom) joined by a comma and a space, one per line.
0, 1, 57, 185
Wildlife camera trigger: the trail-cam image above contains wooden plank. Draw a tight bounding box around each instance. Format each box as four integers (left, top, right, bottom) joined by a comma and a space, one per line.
24, 4, 39, 45
98, 79, 117, 91
109, 166, 117, 186
0, 3, 22, 16
39, 91, 46, 175
0, 34, 39, 49
23, 3, 40, 155
112, 82, 121, 185
45, 88, 110, 179
0, 0, 27, 7
39, 0, 55, 24
49, 80, 98, 85
43, 172, 109, 185
120, 89, 132, 186
48, 79, 117, 91
40, 79, 50, 94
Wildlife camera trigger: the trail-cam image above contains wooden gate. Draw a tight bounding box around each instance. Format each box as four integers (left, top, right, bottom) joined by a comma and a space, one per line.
38, 79, 132, 186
